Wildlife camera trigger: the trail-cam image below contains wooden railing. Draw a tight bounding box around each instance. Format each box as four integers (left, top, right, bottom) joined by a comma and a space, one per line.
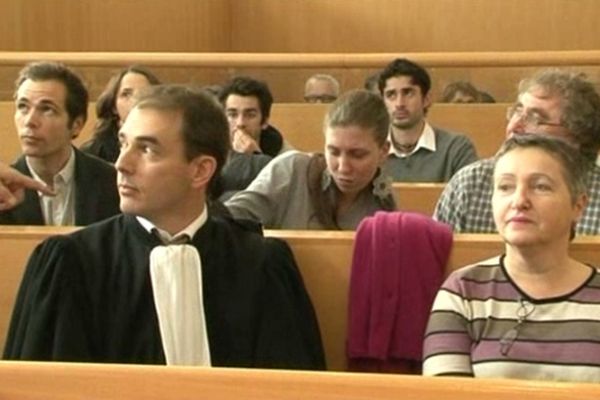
0, 50, 600, 67
2, 361, 600, 399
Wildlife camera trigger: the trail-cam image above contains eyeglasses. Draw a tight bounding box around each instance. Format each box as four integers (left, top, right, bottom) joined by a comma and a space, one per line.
304, 94, 337, 103
499, 298, 535, 356
506, 105, 564, 129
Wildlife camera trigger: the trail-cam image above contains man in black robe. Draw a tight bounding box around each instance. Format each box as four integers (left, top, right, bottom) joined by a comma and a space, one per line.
4, 85, 325, 370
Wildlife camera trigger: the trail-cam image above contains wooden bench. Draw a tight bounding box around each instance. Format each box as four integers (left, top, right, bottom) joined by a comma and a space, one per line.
3, 226, 600, 371
0, 50, 598, 103
2, 360, 600, 399
1, 101, 506, 163
392, 182, 445, 215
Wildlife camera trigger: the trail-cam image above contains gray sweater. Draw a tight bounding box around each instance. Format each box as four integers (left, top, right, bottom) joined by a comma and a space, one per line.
385, 126, 478, 182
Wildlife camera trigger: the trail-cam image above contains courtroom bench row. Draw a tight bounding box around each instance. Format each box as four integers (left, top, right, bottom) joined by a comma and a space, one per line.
2, 226, 600, 371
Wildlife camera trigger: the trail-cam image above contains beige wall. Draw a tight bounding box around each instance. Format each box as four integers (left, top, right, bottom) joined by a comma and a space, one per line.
0, 0, 597, 52
0, 0, 230, 51
230, 0, 600, 52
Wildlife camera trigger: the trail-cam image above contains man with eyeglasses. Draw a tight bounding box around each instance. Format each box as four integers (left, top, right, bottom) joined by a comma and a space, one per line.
379, 58, 478, 182
434, 68, 600, 235
303, 74, 340, 103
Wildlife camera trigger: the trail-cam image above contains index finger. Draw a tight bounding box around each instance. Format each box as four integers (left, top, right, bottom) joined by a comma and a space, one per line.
9, 172, 55, 196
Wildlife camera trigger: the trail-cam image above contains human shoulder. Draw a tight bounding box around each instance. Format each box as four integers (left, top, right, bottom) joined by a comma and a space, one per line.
75, 148, 115, 171
206, 214, 295, 272
260, 125, 284, 157
441, 256, 503, 293
431, 126, 477, 154
272, 150, 312, 165
10, 155, 30, 174
227, 151, 272, 168
262, 150, 312, 178
446, 157, 494, 186
209, 213, 293, 254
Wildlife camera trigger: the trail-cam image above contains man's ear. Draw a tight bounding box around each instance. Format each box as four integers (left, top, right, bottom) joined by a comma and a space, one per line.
189, 155, 217, 190
423, 91, 433, 111
261, 116, 270, 130
69, 116, 85, 140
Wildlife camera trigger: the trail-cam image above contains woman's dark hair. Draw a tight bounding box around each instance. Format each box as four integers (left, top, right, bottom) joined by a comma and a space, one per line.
83, 66, 160, 162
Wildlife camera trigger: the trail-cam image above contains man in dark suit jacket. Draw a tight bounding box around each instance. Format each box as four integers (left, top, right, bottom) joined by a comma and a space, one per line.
2, 148, 119, 225
0, 61, 119, 226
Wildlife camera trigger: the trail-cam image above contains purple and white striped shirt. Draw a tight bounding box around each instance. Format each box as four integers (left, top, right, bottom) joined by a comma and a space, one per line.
423, 256, 600, 382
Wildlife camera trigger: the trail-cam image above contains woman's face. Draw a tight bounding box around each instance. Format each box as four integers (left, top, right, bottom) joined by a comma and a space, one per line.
324, 125, 389, 199
492, 147, 587, 248
115, 72, 152, 125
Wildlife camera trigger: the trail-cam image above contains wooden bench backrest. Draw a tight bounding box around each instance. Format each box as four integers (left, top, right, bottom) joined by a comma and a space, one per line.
392, 182, 445, 216
2, 360, 600, 399
2, 227, 600, 371
270, 103, 507, 158
1, 102, 506, 163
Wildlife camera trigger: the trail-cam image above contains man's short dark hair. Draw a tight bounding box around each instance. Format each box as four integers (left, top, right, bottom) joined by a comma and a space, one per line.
218, 76, 273, 123
135, 84, 231, 197
15, 61, 89, 127
378, 58, 431, 97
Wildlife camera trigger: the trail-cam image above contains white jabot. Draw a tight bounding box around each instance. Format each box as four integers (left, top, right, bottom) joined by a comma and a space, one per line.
141, 205, 211, 366
150, 244, 211, 366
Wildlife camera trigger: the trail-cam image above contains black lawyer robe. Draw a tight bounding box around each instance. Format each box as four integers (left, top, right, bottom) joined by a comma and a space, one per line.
4, 214, 325, 370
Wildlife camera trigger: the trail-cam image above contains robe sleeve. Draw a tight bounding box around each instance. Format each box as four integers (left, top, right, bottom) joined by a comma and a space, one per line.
253, 238, 326, 370
3, 236, 95, 361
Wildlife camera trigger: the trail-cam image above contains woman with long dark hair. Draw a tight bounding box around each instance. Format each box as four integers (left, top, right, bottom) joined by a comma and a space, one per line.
81, 66, 160, 163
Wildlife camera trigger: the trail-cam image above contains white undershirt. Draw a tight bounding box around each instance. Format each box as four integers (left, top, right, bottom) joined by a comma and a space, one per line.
26, 148, 76, 226
388, 121, 437, 158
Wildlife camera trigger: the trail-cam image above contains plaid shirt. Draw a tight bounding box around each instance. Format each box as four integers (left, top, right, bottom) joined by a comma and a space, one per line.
433, 158, 600, 235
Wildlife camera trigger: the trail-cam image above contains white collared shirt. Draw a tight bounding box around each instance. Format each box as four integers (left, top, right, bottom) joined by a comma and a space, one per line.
388, 121, 437, 158
27, 148, 76, 226
137, 205, 208, 243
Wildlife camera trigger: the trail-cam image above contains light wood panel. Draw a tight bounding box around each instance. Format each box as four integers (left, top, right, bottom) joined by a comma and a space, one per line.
230, 0, 600, 53
0, 0, 598, 54
0, 52, 597, 102
2, 361, 600, 399
0, 0, 229, 52
269, 102, 507, 158
392, 183, 445, 216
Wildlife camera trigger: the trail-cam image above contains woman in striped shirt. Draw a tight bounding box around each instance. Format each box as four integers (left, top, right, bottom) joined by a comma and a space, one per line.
423, 134, 600, 382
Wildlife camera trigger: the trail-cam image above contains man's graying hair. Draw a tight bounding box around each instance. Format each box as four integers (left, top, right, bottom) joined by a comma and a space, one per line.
518, 69, 600, 163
